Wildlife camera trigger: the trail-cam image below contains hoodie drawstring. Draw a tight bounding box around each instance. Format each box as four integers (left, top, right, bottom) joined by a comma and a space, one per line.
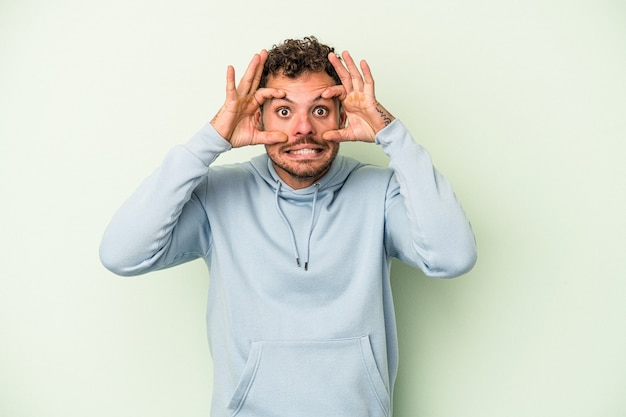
274, 181, 320, 271
304, 183, 320, 271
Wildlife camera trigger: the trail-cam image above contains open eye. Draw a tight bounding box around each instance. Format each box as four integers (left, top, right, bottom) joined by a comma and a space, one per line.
313, 106, 329, 117
277, 107, 291, 117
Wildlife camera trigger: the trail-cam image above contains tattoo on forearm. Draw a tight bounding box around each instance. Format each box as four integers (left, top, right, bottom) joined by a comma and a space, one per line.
375, 103, 392, 126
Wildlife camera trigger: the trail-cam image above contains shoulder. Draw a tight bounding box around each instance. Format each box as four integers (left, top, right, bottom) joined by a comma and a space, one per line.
341, 155, 392, 179
334, 155, 393, 191
205, 155, 275, 195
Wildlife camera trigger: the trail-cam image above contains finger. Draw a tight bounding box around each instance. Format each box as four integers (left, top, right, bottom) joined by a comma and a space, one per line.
254, 87, 286, 107
253, 130, 288, 145
225, 65, 237, 101
359, 59, 375, 96
321, 127, 354, 142
321, 128, 342, 142
328, 52, 353, 92
236, 53, 261, 96
249, 49, 268, 92
341, 51, 364, 91
321, 85, 347, 101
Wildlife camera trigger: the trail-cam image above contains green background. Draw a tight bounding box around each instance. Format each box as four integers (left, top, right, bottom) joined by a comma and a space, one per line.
2, 0, 625, 415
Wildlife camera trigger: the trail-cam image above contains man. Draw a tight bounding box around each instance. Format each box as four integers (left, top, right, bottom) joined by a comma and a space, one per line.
100, 37, 476, 417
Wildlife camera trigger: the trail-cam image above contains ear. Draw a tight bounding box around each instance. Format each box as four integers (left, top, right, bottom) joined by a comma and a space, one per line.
339, 109, 347, 128
254, 109, 264, 130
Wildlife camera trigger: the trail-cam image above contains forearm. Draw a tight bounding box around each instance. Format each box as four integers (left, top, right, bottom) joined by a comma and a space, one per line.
379, 120, 477, 277
99, 123, 231, 276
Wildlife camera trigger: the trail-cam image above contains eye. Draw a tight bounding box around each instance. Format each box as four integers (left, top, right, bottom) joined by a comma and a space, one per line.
313, 106, 329, 117
277, 107, 291, 117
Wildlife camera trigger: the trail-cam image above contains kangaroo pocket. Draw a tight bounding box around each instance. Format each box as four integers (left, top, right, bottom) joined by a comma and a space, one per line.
228, 335, 391, 417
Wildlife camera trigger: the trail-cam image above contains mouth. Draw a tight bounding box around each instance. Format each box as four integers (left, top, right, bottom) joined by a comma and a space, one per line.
287, 148, 323, 156
283, 139, 326, 159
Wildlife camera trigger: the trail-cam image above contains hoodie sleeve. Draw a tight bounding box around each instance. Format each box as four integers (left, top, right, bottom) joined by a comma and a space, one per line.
99, 123, 232, 276
377, 120, 477, 278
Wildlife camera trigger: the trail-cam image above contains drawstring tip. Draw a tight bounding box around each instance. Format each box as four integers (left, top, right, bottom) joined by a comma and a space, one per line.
304, 262, 309, 271
296, 258, 301, 267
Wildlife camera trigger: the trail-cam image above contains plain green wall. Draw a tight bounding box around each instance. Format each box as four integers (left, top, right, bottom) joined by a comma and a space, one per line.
1, 0, 625, 416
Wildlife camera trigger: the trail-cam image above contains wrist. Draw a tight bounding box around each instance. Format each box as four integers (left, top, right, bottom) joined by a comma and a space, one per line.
372, 102, 395, 133
210, 108, 233, 142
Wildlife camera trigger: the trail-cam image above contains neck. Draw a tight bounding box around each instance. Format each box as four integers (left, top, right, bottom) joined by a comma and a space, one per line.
273, 164, 328, 189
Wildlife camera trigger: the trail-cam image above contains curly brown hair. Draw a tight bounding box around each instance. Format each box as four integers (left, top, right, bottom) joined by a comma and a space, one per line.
258, 36, 341, 89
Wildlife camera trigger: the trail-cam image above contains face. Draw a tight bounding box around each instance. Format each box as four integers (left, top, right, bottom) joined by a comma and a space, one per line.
258, 72, 344, 189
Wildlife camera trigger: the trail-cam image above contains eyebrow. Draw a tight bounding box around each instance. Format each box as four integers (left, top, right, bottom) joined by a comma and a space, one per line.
269, 95, 326, 105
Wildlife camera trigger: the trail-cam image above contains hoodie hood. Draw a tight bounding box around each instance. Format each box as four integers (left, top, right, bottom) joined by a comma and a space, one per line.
247, 153, 365, 270
248, 153, 365, 197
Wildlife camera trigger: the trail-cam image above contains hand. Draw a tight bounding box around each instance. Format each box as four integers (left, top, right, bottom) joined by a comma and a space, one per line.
322, 51, 395, 142
211, 50, 288, 148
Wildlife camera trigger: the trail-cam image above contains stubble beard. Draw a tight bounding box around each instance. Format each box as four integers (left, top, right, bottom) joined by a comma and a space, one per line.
267, 138, 339, 181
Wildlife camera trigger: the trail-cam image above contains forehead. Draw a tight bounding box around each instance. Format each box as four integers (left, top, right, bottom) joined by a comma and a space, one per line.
265, 72, 337, 104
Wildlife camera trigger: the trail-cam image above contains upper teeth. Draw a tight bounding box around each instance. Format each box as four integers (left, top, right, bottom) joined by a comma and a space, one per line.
291, 149, 317, 155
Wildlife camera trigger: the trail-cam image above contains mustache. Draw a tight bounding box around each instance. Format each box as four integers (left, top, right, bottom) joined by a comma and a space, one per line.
280, 137, 328, 151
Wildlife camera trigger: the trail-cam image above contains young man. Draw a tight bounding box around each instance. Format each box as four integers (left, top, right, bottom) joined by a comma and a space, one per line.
100, 37, 477, 417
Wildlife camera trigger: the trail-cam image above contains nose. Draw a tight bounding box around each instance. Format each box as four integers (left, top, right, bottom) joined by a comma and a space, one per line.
293, 113, 314, 137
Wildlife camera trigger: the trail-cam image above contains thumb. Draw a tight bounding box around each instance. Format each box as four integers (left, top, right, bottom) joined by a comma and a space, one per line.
254, 130, 288, 145
322, 128, 349, 142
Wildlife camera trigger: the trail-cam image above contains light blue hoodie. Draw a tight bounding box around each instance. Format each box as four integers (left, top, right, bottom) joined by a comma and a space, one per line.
100, 120, 476, 417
